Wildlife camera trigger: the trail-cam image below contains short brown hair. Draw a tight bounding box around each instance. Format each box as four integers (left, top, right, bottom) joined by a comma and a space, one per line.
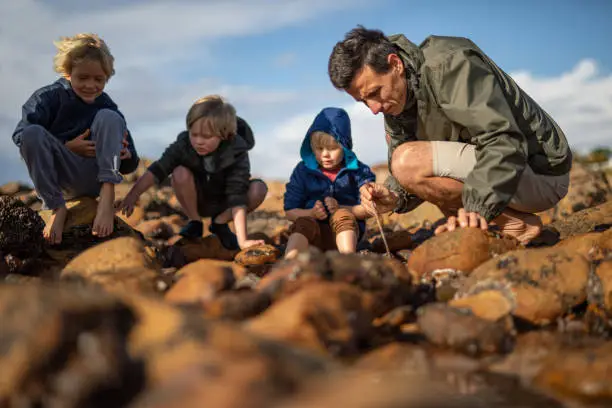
186, 95, 237, 140
53, 33, 115, 78
310, 131, 341, 150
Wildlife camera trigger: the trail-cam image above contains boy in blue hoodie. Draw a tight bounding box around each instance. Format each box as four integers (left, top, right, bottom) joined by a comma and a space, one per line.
12, 33, 139, 245
283, 107, 376, 259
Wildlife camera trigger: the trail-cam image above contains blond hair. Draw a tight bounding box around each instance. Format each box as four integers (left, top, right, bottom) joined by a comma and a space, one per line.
310, 131, 341, 150
186, 95, 237, 140
53, 33, 115, 78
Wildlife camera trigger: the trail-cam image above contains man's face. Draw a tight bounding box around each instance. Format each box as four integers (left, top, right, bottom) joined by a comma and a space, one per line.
66, 59, 108, 104
346, 54, 407, 116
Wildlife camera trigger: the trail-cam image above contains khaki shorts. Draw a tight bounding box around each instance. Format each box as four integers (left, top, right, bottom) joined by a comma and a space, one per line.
431, 141, 570, 213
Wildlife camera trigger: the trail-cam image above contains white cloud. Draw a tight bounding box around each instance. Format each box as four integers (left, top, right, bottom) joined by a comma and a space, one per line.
273, 52, 298, 68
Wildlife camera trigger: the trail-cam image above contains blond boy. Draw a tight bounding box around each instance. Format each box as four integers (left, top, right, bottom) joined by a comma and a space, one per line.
117, 95, 267, 250
12, 33, 139, 245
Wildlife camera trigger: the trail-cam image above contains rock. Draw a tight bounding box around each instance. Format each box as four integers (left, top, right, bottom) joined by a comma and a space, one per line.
370, 230, 412, 253
258, 250, 413, 317
167, 235, 239, 267
457, 247, 590, 326
246, 282, 374, 357
164, 259, 243, 305
407, 228, 520, 282
416, 302, 516, 356
554, 231, 608, 261
0, 283, 334, 408
532, 341, 612, 404
0, 195, 45, 258
40, 197, 140, 265
134, 219, 175, 240
60, 236, 163, 295
0, 283, 144, 407
0, 181, 31, 196
549, 201, 612, 239
199, 290, 272, 321
449, 286, 516, 322
234, 244, 281, 276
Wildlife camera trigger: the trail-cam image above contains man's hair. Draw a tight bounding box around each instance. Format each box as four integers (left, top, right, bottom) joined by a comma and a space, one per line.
328, 25, 398, 90
186, 95, 237, 140
53, 33, 115, 78
310, 131, 341, 150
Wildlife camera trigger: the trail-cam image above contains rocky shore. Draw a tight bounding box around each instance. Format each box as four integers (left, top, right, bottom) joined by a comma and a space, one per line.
1, 159, 612, 407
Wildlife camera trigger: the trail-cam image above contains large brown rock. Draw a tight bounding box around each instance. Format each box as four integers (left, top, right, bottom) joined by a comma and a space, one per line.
246, 282, 374, 357
416, 301, 516, 356
549, 201, 612, 239
60, 236, 163, 295
407, 228, 520, 282
457, 247, 590, 325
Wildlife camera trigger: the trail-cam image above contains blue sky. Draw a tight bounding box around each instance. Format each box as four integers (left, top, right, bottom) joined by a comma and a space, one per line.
1, 0, 611, 185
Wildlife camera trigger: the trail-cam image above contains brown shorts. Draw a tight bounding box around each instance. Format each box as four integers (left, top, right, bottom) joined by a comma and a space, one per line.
288, 208, 359, 251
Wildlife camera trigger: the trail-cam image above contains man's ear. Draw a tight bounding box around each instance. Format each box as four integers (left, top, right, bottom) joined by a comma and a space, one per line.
387, 53, 404, 75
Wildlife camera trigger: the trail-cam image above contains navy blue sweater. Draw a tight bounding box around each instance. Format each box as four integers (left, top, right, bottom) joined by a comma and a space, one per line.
12, 78, 139, 174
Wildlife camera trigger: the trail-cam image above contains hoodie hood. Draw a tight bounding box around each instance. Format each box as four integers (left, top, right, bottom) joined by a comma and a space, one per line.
299, 107, 358, 171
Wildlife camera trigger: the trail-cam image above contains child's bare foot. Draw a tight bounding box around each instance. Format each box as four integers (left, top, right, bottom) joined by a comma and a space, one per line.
492, 208, 543, 245
43, 206, 68, 245
93, 183, 115, 238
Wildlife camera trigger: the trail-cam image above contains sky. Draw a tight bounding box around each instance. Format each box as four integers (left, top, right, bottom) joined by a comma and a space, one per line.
1, 0, 611, 185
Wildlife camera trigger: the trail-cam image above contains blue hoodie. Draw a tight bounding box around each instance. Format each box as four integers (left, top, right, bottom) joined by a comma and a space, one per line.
284, 107, 376, 236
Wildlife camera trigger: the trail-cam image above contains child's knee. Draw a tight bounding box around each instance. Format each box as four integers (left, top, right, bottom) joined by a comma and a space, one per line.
330, 208, 358, 234
249, 179, 268, 199
171, 166, 194, 185
289, 216, 320, 244
94, 108, 124, 124
20, 125, 48, 148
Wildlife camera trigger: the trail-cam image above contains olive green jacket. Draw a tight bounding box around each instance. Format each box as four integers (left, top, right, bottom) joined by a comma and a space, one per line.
383, 34, 572, 221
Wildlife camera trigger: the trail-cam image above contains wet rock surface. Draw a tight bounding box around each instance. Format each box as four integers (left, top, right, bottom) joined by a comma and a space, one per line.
1, 160, 612, 407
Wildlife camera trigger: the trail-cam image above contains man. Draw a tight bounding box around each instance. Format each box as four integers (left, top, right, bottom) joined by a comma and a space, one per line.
327, 26, 572, 243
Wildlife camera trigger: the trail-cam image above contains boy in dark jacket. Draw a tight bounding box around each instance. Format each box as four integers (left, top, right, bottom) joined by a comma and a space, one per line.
283, 107, 376, 259
117, 95, 267, 250
12, 33, 139, 245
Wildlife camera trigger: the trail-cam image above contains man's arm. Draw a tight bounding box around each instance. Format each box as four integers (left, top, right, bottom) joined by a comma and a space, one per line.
435, 50, 528, 222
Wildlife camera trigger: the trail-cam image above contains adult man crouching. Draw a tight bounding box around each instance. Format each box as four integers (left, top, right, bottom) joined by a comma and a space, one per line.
327, 26, 572, 244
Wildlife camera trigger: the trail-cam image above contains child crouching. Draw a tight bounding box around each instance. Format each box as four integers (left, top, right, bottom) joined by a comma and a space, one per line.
283, 107, 376, 259
116, 95, 267, 250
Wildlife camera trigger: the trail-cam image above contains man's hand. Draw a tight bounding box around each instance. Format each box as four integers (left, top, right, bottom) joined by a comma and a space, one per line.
311, 200, 328, 220
65, 129, 95, 157
324, 197, 339, 214
434, 208, 488, 235
120, 131, 131, 160
360, 182, 398, 215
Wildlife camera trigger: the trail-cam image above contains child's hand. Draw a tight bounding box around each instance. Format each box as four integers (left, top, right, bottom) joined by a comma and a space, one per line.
65, 129, 96, 157
324, 197, 339, 214
311, 200, 328, 220
115, 192, 137, 217
120, 131, 132, 160
239, 239, 265, 250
